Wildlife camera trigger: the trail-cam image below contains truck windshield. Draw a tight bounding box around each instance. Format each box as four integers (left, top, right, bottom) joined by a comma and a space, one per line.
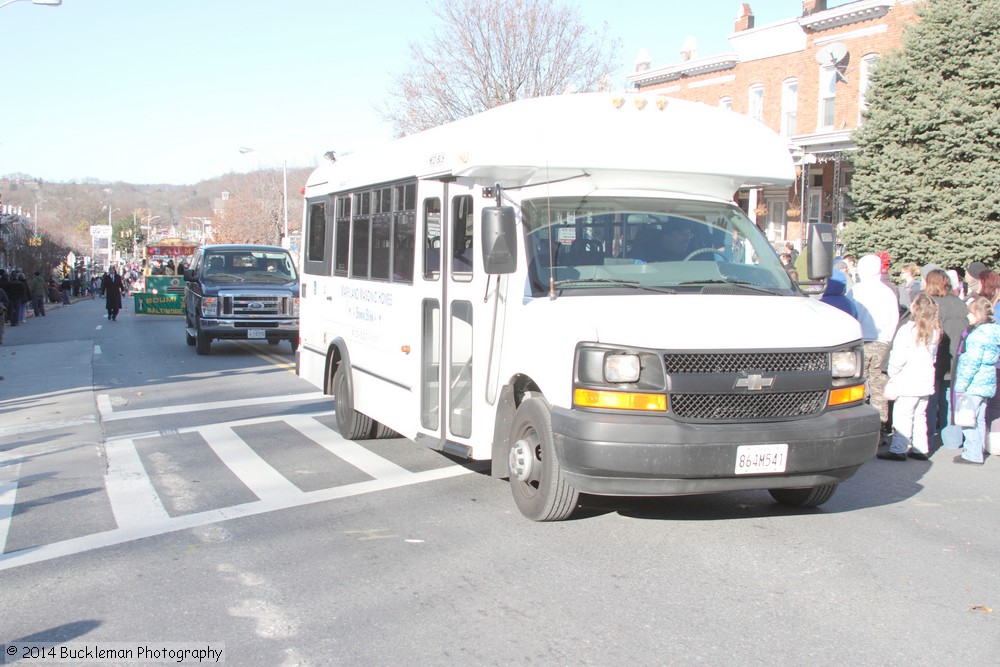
202, 251, 298, 283
520, 197, 796, 296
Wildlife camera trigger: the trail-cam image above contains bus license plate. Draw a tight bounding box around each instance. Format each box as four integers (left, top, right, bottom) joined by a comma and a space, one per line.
247, 329, 266, 339
735, 444, 788, 475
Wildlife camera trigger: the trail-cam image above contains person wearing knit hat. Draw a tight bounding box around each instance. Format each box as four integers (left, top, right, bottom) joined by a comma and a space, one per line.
966, 261, 989, 299
967, 261, 988, 280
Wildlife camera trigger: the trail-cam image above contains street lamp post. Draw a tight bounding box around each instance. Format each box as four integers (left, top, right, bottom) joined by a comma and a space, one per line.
239, 146, 288, 248
33, 199, 45, 237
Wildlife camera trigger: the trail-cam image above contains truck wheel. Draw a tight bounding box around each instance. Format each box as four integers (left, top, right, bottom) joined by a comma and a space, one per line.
507, 397, 579, 521
290, 338, 299, 353
196, 331, 211, 355
186, 331, 195, 346
769, 484, 838, 508
333, 362, 373, 440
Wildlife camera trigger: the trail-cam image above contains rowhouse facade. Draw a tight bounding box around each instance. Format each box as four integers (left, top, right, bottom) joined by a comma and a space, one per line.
628, 0, 920, 247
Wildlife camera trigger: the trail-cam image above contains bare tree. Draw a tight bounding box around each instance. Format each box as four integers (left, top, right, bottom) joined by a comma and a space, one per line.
381, 0, 620, 136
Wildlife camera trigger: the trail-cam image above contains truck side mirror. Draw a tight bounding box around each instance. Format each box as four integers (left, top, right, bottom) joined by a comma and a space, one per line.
481, 206, 517, 274
806, 222, 835, 281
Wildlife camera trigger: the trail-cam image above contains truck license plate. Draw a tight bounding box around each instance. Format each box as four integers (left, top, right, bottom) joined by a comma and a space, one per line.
247, 329, 266, 339
734, 444, 788, 475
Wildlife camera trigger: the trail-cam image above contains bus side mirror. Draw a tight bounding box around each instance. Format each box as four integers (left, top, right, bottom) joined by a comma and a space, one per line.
806, 222, 835, 281
481, 206, 517, 274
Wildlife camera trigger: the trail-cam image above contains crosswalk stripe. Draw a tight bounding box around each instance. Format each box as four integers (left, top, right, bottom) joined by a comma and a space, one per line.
0, 464, 20, 554
104, 439, 170, 529
200, 424, 304, 503
98, 391, 328, 422
284, 415, 411, 480
0, 464, 473, 571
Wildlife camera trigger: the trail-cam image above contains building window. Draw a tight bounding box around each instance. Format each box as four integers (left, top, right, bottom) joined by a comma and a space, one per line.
719, 96, 733, 111
859, 54, 879, 123
748, 84, 764, 122
818, 65, 837, 130
780, 79, 797, 137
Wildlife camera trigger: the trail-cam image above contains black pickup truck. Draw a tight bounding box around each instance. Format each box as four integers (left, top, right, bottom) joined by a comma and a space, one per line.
183, 244, 299, 355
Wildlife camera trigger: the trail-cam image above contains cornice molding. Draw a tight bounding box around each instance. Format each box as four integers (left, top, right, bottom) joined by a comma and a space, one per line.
798, 0, 893, 31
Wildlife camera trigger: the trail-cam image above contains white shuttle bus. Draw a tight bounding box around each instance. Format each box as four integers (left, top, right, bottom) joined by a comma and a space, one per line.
297, 93, 879, 521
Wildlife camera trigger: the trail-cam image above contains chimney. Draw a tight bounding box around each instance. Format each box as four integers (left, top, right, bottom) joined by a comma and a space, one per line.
680, 36, 698, 61
735, 3, 754, 32
634, 48, 652, 72
802, 0, 827, 15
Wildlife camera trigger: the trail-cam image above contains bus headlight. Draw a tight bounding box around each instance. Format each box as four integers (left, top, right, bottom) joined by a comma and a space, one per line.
831, 348, 861, 378
605, 353, 640, 383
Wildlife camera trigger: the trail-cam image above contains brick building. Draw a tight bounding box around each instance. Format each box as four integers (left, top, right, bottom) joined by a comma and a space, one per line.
628, 0, 920, 247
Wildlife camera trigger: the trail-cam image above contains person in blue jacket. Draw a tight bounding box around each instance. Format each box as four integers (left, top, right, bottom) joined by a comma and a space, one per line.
952, 296, 1000, 465
820, 269, 858, 319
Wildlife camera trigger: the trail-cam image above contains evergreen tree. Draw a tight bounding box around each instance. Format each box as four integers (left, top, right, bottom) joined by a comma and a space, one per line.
843, 0, 1000, 271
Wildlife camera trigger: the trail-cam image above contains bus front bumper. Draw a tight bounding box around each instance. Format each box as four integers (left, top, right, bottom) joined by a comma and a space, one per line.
549, 404, 880, 496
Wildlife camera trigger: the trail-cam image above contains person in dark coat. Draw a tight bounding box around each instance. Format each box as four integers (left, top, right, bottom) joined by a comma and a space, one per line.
102, 265, 127, 321
4, 271, 28, 326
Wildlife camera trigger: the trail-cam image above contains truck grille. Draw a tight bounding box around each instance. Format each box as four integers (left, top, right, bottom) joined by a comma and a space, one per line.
664, 351, 830, 422
221, 294, 292, 317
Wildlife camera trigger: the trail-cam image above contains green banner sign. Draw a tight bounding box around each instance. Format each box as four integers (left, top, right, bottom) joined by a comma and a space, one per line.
134, 293, 184, 315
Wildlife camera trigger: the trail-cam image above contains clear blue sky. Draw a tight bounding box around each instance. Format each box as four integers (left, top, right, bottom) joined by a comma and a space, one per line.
0, 0, 811, 185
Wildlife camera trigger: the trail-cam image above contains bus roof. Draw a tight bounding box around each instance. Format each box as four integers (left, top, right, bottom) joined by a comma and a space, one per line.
305, 92, 795, 201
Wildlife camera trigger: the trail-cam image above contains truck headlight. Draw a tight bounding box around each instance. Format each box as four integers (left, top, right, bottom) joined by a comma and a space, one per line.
605, 353, 641, 383
831, 348, 860, 378
200, 297, 218, 318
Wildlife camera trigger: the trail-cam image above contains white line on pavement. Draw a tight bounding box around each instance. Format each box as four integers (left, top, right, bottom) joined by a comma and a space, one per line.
0, 463, 20, 555
97, 391, 328, 421
200, 424, 303, 503
0, 464, 473, 571
285, 415, 410, 479
104, 439, 170, 529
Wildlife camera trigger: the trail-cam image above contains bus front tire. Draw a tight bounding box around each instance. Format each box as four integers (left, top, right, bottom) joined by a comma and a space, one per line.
507, 397, 579, 521
333, 363, 373, 440
768, 484, 838, 508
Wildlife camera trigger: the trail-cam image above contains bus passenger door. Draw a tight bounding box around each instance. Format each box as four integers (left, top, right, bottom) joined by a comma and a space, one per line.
414, 181, 483, 458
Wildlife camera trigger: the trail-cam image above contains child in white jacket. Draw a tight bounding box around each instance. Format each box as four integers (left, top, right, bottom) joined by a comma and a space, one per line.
878, 293, 940, 461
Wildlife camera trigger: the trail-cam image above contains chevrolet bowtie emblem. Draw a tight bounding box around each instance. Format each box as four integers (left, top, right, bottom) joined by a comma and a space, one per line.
735, 374, 774, 391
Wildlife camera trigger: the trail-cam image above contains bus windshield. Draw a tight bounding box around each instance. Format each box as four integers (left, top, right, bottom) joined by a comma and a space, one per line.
520, 197, 796, 296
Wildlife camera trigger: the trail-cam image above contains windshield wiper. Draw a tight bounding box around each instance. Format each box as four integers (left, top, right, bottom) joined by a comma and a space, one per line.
674, 279, 781, 295
553, 278, 675, 294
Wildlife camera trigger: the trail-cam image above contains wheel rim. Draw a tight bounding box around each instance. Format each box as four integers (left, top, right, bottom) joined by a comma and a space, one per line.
511, 424, 543, 497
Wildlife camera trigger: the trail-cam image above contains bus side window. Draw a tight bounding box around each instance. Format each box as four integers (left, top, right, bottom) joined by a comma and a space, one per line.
423, 197, 441, 280
452, 194, 474, 279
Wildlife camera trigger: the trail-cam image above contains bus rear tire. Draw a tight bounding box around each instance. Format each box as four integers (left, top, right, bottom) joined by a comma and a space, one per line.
333, 363, 373, 440
507, 397, 579, 521
768, 484, 838, 508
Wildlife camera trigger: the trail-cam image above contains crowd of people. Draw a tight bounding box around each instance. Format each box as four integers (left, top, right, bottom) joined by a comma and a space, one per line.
821, 254, 999, 466
0, 264, 140, 345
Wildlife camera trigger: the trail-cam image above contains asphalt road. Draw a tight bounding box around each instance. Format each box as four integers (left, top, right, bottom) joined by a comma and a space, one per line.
0, 296, 997, 665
